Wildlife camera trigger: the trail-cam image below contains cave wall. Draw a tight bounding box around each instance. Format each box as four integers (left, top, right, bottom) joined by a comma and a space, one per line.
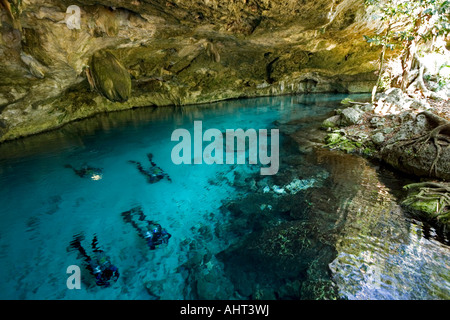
0, 0, 383, 142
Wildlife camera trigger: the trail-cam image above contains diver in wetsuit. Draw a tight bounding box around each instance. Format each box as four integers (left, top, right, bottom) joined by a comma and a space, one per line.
121, 206, 171, 250
64, 164, 103, 180
69, 233, 119, 287
128, 153, 172, 184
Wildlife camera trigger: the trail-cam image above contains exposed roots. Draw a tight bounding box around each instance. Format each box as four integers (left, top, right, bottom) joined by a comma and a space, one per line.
390, 111, 450, 176
405, 53, 444, 100
407, 63, 442, 100
404, 182, 450, 223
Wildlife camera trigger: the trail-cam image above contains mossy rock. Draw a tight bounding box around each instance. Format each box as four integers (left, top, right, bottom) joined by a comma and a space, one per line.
324, 132, 359, 153
402, 194, 450, 229
402, 182, 450, 228
0, 119, 8, 138
321, 115, 341, 129
403, 196, 441, 215
89, 50, 132, 103
325, 132, 344, 145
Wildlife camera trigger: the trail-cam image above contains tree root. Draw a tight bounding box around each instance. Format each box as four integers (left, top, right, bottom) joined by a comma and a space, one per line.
404, 181, 450, 192
406, 53, 443, 100
407, 63, 442, 100
388, 111, 450, 176
403, 182, 450, 223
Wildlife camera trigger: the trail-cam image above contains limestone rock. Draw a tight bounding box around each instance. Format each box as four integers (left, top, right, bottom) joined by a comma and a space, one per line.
340, 107, 364, 126
322, 115, 341, 129
369, 116, 385, 128
380, 112, 450, 181
373, 88, 431, 115
89, 51, 131, 103
0, 0, 381, 143
20, 52, 45, 78
371, 132, 385, 145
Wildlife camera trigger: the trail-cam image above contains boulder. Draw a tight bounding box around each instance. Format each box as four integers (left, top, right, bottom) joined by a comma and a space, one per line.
371, 132, 385, 145
321, 115, 341, 129
340, 107, 364, 126
380, 111, 450, 181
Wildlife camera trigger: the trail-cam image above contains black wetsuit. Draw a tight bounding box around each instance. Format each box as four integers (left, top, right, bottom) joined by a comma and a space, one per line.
128, 153, 171, 184
121, 206, 171, 250
69, 234, 119, 287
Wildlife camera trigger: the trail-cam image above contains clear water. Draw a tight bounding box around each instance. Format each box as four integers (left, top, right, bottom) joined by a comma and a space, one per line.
0, 94, 448, 300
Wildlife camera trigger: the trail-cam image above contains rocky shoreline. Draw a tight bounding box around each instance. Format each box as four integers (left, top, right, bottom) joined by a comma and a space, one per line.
321, 89, 450, 229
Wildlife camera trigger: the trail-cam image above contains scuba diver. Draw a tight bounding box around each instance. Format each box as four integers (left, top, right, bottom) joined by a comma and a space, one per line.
68, 233, 119, 287
128, 153, 172, 184
64, 164, 103, 180
121, 206, 171, 250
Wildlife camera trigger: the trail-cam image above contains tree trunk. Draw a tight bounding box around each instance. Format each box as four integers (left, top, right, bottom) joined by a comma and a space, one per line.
407, 54, 442, 99
400, 17, 423, 92
371, 25, 390, 103
400, 39, 418, 92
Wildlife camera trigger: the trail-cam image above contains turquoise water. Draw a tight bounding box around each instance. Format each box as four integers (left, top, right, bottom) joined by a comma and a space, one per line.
0, 94, 448, 300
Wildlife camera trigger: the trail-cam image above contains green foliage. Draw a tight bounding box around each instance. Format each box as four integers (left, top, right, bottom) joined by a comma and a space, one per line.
437, 64, 450, 90
364, 0, 450, 92
325, 132, 359, 153
364, 0, 450, 48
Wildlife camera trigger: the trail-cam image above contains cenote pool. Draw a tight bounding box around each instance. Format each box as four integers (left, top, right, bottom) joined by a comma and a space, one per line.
0, 94, 448, 300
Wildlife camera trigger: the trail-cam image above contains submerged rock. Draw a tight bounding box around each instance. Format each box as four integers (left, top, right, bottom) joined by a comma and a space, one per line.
88, 50, 132, 103
195, 257, 235, 300
217, 220, 327, 299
